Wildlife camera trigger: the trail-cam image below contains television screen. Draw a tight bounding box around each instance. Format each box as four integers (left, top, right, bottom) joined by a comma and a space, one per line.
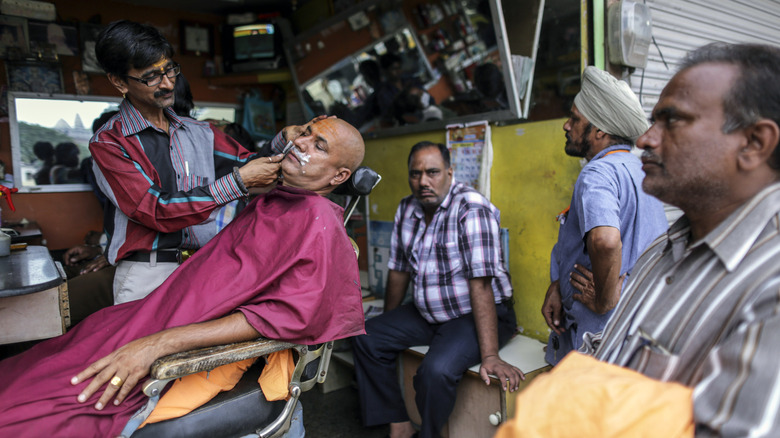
233, 23, 276, 61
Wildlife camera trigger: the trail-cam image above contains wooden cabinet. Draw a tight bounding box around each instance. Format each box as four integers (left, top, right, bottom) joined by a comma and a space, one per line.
0, 245, 69, 344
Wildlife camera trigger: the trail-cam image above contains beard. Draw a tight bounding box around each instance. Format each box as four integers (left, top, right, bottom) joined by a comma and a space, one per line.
564, 132, 592, 158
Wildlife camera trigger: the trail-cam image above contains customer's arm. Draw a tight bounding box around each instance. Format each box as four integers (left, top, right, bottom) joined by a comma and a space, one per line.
71, 312, 260, 411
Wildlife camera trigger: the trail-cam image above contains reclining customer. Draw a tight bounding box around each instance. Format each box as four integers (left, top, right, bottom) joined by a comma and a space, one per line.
0, 117, 366, 437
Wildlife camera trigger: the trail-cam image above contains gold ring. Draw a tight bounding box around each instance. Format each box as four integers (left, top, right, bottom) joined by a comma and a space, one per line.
268, 157, 272, 163
110, 376, 123, 387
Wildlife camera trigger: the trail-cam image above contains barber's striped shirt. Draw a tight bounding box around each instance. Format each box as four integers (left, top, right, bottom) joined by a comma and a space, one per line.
90, 100, 256, 264
591, 182, 780, 437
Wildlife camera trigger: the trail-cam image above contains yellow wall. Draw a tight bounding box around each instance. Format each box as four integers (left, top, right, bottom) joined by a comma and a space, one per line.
361, 118, 582, 342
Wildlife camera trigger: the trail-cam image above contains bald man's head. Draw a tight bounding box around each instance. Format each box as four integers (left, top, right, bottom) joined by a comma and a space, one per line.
280, 118, 365, 195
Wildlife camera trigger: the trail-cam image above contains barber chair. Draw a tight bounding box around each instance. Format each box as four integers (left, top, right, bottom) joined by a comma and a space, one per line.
128, 167, 381, 438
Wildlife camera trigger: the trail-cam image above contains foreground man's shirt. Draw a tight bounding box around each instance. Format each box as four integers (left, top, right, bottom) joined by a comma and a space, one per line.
591, 182, 780, 437
0, 186, 365, 437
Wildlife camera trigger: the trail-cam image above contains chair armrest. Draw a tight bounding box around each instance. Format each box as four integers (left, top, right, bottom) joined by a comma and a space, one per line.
150, 338, 296, 380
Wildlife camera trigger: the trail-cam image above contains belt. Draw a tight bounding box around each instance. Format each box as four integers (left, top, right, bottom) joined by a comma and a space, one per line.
124, 250, 182, 264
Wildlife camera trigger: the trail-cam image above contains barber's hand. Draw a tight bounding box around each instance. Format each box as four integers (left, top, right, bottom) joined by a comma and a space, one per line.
479, 355, 525, 392
281, 115, 333, 142
64, 245, 102, 266
71, 335, 164, 410
238, 154, 283, 188
541, 280, 564, 335
571, 264, 625, 314
79, 254, 109, 275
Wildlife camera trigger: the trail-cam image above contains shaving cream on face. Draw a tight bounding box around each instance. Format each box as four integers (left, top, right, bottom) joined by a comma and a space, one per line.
292, 147, 311, 167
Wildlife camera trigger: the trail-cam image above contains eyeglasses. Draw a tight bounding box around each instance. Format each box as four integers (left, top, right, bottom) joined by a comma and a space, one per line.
126, 63, 180, 87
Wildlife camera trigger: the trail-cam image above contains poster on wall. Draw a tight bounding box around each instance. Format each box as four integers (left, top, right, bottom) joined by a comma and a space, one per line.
0, 16, 29, 59
80, 23, 103, 73
241, 93, 276, 140
368, 220, 394, 299
28, 21, 79, 57
446, 121, 492, 199
6, 61, 63, 93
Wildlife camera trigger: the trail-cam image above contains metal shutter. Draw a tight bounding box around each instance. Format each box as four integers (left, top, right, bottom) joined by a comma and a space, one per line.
626, 0, 780, 116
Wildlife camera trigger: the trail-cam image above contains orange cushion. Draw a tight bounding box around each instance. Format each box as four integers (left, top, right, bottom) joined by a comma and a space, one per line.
494, 352, 694, 438
140, 357, 257, 426
257, 349, 295, 401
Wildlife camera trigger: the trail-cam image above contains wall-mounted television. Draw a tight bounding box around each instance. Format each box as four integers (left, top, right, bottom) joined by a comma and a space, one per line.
222, 21, 282, 73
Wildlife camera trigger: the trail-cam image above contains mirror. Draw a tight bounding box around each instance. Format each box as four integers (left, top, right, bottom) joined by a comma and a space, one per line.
9, 92, 122, 193
8, 91, 240, 193
299, 27, 438, 132
286, 0, 546, 138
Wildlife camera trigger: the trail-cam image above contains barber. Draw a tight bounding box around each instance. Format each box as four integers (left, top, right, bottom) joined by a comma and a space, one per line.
90, 20, 280, 304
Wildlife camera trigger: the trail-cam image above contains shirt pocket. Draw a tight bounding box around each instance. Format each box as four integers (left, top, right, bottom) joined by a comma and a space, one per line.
433, 241, 462, 281
632, 341, 681, 382
181, 174, 209, 192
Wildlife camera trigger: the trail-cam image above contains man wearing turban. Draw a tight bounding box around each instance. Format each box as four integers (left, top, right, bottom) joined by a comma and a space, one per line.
541, 66, 667, 365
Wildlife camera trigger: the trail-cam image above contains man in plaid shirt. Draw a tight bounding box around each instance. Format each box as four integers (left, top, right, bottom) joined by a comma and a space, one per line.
353, 141, 522, 438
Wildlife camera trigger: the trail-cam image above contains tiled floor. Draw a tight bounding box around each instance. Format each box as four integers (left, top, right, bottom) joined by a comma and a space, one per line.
300, 385, 388, 438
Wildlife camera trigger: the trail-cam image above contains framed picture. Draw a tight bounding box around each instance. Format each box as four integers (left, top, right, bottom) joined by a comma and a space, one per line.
0, 16, 29, 59
80, 23, 103, 73
6, 61, 63, 93
73, 70, 90, 95
348, 11, 370, 31
28, 21, 79, 57
180, 21, 213, 56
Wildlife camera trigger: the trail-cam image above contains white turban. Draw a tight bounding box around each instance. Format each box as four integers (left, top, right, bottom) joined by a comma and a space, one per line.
573, 66, 648, 143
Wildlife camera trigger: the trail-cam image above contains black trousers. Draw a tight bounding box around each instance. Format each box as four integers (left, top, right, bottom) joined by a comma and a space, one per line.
353, 301, 517, 438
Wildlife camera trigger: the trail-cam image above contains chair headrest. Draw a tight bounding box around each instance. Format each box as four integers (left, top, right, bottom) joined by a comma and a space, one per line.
333, 166, 381, 197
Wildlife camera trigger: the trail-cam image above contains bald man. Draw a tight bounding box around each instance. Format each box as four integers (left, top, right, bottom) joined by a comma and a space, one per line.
542, 67, 667, 365
0, 117, 367, 437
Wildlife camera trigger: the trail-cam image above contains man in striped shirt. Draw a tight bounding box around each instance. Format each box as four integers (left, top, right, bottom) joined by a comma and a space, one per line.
90, 21, 282, 304
353, 141, 521, 438
585, 43, 780, 435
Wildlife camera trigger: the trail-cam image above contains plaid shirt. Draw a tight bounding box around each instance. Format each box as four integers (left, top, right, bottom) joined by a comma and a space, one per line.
388, 181, 513, 323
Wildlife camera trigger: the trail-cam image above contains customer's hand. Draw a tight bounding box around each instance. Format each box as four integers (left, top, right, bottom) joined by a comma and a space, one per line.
71, 335, 164, 410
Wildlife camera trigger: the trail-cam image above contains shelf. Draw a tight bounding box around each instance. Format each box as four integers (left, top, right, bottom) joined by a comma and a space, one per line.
206, 69, 292, 86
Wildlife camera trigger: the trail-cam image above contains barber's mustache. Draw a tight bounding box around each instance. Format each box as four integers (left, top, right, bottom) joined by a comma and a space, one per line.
641, 150, 663, 165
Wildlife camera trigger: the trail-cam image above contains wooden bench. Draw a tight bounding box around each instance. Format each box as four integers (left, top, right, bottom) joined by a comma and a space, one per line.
330, 316, 550, 437
401, 334, 550, 438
